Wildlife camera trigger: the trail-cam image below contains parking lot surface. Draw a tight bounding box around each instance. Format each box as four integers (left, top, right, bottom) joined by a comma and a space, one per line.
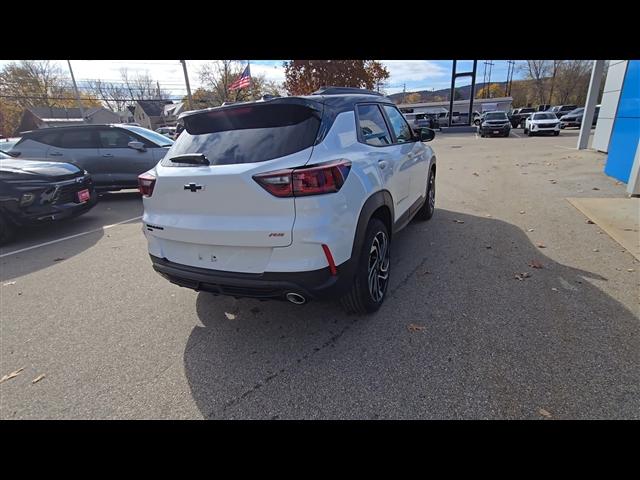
1, 130, 638, 419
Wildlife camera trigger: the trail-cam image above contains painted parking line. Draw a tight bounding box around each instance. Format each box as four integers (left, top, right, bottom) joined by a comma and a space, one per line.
0, 216, 142, 259
511, 132, 521, 138
554, 145, 576, 150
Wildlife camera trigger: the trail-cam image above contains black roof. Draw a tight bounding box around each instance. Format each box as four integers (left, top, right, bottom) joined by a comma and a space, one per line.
179, 89, 393, 122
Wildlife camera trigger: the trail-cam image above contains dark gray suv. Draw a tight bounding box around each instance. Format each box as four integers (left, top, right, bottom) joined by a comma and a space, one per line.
9, 124, 173, 191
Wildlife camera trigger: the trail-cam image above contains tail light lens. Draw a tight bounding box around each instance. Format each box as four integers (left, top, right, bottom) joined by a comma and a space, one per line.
253, 160, 351, 198
138, 172, 156, 197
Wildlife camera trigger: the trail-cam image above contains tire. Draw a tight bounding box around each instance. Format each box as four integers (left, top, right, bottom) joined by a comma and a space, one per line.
554, 131, 559, 136
528, 129, 534, 137
523, 128, 529, 135
504, 131, 510, 137
341, 218, 390, 315
0, 212, 16, 246
416, 167, 436, 221
480, 132, 485, 138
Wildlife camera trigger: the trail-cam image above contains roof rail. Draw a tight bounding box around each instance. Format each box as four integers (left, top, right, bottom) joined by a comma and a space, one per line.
312, 86, 383, 96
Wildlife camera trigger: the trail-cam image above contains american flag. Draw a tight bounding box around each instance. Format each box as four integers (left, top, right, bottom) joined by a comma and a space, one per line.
229, 65, 251, 91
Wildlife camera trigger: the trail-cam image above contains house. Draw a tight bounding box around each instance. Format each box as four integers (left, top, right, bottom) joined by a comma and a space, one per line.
14, 106, 120, 134
133, 100, 174, 130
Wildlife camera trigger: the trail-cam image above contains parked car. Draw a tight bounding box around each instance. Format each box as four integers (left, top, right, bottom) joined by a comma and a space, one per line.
537, 104, 551, 111
560, 105, 600, 128
8, 124, 173, 191
478, 111, 511, 137
508, 107, 536, 128
524, 111, 561, 136
156, 126, 177, 139
549, 105, 578, 119
0, 150, 97, 244
139, 87, 437, 314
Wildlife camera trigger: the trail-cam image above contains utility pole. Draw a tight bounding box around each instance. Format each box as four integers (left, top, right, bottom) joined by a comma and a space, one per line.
507, 60, 516, 96
486, 60, 495, 98
180, 60, 193, 110
402, 83, 406, 103
505, 60, 512, 96
67, 60, 85, 123
482, 61, 488, 95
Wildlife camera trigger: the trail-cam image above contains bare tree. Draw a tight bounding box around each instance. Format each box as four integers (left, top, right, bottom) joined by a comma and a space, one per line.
520, 60, 551, 105
554, 60, 592, 105
119, 68, 170, 101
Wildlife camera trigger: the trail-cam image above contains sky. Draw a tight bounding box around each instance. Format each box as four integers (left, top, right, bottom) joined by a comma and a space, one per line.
0, 60, 525, 100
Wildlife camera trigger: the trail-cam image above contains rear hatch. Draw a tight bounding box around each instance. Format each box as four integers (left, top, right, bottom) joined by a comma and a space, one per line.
143, 100, 323, 273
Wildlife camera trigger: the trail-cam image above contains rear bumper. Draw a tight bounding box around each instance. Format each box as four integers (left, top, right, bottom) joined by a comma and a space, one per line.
150, 254, 354, 302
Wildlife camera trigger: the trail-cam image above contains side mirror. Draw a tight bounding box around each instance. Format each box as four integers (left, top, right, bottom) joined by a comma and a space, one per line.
128, 141, 145, 151
420, 128, 435, 142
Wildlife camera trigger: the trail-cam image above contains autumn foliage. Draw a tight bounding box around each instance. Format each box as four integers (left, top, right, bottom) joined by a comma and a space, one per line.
283, 60, 390, 95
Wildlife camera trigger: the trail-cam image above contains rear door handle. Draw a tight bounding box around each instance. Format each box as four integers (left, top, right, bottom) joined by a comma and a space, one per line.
48, 151, 63, 156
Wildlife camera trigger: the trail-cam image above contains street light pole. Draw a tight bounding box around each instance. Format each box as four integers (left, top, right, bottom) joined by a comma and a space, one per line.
180, 60, 193, 110
67, 60, 85, 122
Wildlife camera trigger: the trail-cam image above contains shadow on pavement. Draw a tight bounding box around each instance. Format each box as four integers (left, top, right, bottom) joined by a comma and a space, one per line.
184, 209, 639, 419
0, 191, 142, 280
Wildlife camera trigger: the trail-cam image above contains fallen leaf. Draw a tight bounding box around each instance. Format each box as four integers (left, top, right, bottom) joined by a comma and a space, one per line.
592, 187, 600, 190
485, 214, 492, 217
593, 248, 599, 252
539, 408, 552, 418
2, 281, 16, 286
549, 179, 557, 184
407, 324, 426, 332
0, 367, 25, 384
536, 243, 547, 248
453, 219, 465, 224
628, 269, 635, 273
551, 287, 559, 292
419, 270, 431, 276
515, 272, 531, 281
485, 245, 492, 249
527, 228, 535, 232
473, 172, 479, 176
32, 374, 45, 384
519, 210, 526, 214
528, 260, 544, 269
53, 258, 65, 262
224, 312, 236, 320
585, 220, 595, 224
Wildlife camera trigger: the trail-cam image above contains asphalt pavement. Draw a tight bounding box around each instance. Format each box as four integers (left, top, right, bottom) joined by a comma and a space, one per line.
1, 130, 638, 419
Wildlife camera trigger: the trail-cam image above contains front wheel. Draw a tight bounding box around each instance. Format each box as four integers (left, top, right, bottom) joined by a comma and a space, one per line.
554, 131, 559, 136
341, 218, 390, 315
524, 127, 529, 134
416, 167, 436, 221
528, 129, 534, 137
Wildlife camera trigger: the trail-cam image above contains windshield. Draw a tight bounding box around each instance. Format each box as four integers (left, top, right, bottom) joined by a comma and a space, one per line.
533, 113, 557, 120
0, 150, 10, 159
121, 125, 174, 146
567, 108, 584, 115
485, 112, 507, 120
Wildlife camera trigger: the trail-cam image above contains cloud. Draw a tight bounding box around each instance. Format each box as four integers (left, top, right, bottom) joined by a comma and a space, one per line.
380, 60, 449, 83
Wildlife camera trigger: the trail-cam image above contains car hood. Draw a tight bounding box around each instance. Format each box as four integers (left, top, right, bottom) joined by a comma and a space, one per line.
0, 159, 83, 182
531, 118, 559, 123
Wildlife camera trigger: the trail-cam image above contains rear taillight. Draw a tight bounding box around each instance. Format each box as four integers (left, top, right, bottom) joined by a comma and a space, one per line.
253, 160, 351, 198
138, 172, 156, 197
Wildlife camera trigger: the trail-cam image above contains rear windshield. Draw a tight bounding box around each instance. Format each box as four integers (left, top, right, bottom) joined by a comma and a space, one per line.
166, 103, 321, 166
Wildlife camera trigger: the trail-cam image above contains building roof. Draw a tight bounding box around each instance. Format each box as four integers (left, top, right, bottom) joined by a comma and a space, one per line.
163, 102, 184, 117
28, 107, 85, 120
397, 96, 513, 109
137, 100, 173, 117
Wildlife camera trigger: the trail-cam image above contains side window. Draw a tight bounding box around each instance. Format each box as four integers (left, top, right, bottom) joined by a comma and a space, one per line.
99, 129, 137, 148
383, 105, 414, 144
32, 131, 62, 147
59, 130, 99, 149
356, 104, 392, 146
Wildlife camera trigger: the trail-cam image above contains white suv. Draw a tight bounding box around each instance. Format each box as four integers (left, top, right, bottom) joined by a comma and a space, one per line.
139, 87, 437, 314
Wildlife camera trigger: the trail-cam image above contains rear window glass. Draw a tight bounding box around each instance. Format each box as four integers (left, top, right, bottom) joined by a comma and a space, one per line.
59, 130, 99, 149
167, 103, 321, 166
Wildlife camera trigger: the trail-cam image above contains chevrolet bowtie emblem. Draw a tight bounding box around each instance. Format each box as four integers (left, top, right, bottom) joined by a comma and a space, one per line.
184, 183, 203, 192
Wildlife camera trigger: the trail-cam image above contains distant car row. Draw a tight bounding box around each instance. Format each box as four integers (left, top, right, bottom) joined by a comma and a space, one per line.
508, 104, 600, 129
1, 123, 175, 244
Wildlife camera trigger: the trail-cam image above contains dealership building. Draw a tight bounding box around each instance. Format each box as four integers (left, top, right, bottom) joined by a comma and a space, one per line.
583, 60, 639, 195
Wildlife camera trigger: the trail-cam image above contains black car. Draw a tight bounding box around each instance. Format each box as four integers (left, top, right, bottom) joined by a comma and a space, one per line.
0, 150, 98, 244
509, 107, 536, 128
478, 111, 511, 137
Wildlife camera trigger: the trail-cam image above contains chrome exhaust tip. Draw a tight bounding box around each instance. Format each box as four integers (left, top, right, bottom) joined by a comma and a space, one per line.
285, 292, 307, 305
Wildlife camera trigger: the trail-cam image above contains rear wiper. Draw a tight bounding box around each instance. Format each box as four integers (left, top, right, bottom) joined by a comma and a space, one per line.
169, 153, 210, 165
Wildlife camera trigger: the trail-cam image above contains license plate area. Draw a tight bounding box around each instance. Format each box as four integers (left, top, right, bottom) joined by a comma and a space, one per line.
77, 189, 90, 203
